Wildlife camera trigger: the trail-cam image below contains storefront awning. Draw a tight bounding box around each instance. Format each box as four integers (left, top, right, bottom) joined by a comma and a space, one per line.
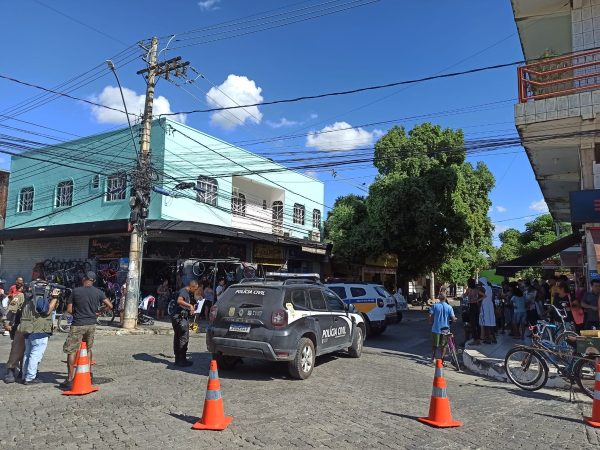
495, 232, 581, 277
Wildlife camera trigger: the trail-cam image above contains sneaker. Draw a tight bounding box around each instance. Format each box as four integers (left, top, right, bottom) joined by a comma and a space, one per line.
3, 368, 16, 384
59, 379, 73, 390
22, 378, 42, 385
3, 330, 9, 336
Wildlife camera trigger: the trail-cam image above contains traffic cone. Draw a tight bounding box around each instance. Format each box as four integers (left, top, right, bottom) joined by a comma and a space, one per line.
74, 347, 96, 366
192, 360, 233, 431
418, 359, 463, 428
584, 360, 600, 428
63, 342, 99, 396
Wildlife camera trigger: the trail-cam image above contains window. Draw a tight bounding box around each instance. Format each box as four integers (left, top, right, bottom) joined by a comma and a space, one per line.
55, 180, 73, 208
272, 201, 283, 234
328, 286, 347, 299
312, 209, 321, 229
106, 172, 127, 202
374, 286, 392, 298
196, 176, 218, 206
18, 187, 34, 212
285, 289, 309, 310
231, 189, 246, 216
91, 174, 100, 189
350, 287, 367, 297
293, 203, 305, 225
325, 290, 346, 312
309, 289, 327, 311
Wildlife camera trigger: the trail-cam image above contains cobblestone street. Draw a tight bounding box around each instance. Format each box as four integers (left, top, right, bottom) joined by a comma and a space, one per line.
1, 312, 599, 449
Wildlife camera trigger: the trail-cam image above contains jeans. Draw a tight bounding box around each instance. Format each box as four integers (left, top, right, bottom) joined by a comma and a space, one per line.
23, 336, 49, 381
171, 316, 189, 363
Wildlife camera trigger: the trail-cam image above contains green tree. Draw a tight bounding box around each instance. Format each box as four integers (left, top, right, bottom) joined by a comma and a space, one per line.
368, 123, 495, 281
496, 228, 521, 263
324, 194, 380, 263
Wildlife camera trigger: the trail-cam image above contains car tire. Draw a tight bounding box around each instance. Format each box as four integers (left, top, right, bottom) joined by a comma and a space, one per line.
348, 327, 363, 358
288, 337, 315, 380
363, 316, 372, 336
396, 311, 403, 323
215, 354, 239, 370
372, 324, 387, 335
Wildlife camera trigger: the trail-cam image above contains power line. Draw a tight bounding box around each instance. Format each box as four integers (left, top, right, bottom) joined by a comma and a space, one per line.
160, 61, 523, 117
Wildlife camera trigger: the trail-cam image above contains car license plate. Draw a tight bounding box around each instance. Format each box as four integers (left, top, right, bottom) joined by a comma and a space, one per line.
229, 323, 251, 333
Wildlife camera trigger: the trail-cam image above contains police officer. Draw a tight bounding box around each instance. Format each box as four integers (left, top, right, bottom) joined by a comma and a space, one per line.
171, 279, 198, 367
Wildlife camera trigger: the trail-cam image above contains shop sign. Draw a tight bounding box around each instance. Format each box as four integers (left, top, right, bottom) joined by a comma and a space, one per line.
301, 246, 326, 255
570, 190, 600, 222
254, 244, 284, 260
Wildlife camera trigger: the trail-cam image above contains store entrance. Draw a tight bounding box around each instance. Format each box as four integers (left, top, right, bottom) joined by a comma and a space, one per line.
141, 260, 177, 297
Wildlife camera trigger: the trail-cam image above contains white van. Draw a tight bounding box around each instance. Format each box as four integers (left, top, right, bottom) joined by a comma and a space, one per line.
326, 282, 398, 336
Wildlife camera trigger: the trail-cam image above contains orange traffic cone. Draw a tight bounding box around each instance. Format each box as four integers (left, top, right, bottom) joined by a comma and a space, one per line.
584, 360, 600, 428
192, 360, 233, 431
74, 347, 95, 366
418, 359, 462, 428
63, 342, 99, 396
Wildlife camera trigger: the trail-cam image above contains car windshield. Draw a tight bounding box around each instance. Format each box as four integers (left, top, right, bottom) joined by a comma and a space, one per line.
219, 286, 283, 307
374, 286, 392, 297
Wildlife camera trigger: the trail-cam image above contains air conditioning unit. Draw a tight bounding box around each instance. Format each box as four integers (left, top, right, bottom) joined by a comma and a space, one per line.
309, 229, 321, 242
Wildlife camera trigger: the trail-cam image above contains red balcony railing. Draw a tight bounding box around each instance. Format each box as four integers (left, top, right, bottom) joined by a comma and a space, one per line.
518, 48, 600, 102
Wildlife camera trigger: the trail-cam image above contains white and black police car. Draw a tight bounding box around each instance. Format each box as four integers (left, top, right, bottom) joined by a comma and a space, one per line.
206, 275, 365, 380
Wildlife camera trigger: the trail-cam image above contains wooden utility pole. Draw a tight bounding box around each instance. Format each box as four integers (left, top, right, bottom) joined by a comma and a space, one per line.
122, 37, 189, 329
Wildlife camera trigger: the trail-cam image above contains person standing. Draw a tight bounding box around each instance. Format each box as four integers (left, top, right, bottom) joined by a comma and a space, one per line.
479, 277, 497, 344
156, 279, 170, 321
510, 283, 527, 340
171, 279, 198, 367
556, 281, 584, 333
3, 285, 25, 383
581, 278, 600, 330
428, 293, 456, 364
215, 278, 226, 301
204, 283, 215, 320
18, 285, 60, 384
60, 272, 112, 390
524, 280, 539, 326
466, 278, 482, 345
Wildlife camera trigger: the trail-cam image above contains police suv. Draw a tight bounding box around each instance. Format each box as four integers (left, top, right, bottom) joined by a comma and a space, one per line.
206, 277, 365, 380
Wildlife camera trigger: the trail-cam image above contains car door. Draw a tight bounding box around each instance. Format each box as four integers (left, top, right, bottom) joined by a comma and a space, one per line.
324, 289, 353, 349
308, 288, 333, 353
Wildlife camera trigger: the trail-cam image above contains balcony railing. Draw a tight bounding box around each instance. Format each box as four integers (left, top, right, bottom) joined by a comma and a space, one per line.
518, 48, 600, 102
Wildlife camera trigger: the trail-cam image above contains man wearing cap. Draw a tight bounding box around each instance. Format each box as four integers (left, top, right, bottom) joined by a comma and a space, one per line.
60, 272, 112, 390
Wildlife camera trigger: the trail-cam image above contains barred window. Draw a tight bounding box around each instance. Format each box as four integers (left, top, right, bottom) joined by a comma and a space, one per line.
196, 176, 218, 206
231, 190, 246, 216
106, 172, 127, 201
293, 203, 305, 225
272, 201, 283, 234
312, 209, 321, 229
92, 174, 100, 189
18, 187, 34, 212
55, 180, 73, 208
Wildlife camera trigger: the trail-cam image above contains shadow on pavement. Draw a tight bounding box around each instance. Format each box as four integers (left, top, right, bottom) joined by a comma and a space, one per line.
133, 353, 172, 365
535, 413, 585, 424
382, 411, 420, 421
462, 381, 588, 404
168, 412, 198, 425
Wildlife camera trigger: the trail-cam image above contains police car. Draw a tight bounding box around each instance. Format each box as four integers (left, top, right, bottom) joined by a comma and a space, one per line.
206, 276, 365, 380
326, 282, 399, 336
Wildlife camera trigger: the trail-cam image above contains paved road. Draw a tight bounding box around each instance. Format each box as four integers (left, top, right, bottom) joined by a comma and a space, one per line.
1, 311, 599, 449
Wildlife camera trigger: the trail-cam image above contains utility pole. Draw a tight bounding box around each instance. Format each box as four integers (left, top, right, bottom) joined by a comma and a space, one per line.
122, 37, 189, 329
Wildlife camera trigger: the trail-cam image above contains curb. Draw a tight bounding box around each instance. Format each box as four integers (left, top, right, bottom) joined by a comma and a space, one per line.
462, 346, 569, 388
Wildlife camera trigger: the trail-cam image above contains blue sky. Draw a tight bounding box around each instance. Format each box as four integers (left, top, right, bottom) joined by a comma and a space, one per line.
0, 0, 545, 243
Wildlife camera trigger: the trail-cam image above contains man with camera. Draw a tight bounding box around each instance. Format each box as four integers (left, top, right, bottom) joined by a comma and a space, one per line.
17, 283, 60, 384
171, 279, 198, 367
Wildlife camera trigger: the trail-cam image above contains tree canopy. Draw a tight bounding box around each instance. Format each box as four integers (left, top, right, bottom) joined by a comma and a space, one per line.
325, 122, 495, 284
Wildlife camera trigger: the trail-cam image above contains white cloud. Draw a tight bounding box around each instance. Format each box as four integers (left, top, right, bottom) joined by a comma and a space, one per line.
206, 74, 263, 129
529, 199, 549, 213
306, 121, 383, 152
495, 206, 507, 213
198, 0, 221, 11
90, 85, 186, 125
266, 117, 300, 128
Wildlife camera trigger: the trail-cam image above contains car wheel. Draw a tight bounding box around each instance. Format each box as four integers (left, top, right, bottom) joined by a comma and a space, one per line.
396, 311, 403, 323
215, 354, 240, 370
348, 327, 363, 358
363, 315, 372, 336
288, 337, 315, 380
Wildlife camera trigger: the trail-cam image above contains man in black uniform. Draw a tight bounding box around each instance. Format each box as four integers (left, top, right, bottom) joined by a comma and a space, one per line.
171, 279, 198, 367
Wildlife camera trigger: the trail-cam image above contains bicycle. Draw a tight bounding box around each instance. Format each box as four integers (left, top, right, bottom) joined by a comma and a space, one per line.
505, 325, 598, 398
537, 303, 577, 345
441, 326, 461, 371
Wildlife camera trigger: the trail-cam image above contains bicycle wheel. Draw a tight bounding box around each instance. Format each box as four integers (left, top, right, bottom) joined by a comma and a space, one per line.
574, 355, 597, 399
192, 261, 205, 277
448, 338, 461, 372
505, 347, 548, 391
167, 299, 176, 316
57, 313, 72, 333
555, 331, 578, 352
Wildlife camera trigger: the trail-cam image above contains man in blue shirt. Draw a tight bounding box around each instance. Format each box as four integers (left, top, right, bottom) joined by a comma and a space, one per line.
429, 293, 456, 364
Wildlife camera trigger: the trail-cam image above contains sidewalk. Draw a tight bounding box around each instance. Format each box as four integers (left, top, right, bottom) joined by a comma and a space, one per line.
462, 333, 569, 388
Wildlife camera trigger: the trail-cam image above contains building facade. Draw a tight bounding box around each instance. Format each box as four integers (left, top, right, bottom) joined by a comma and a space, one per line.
509, 0, 600, 278
0, 118, 326, 287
